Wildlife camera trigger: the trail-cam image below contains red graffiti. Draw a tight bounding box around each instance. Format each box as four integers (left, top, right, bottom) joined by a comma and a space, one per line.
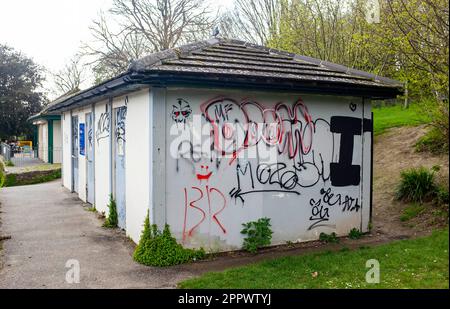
182, 167, 228, 241
196, 165, 212, 181
182, 186, 228, 241
208, 187, 227, 234
182, 187, 206, 241
200, 97, 315, 164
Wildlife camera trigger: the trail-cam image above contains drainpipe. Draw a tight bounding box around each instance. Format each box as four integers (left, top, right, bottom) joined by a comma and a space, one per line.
108, 98, 113, 198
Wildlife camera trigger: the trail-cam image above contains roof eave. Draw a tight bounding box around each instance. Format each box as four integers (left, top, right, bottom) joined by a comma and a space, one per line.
47, 71, 402, 113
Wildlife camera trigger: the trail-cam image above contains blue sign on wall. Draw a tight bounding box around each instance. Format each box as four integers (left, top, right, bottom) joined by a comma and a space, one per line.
79, 123, 85, 156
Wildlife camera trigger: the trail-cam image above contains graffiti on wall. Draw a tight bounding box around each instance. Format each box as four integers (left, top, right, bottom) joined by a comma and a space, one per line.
182, 165, 228, 241
169, 96, 371, 241
172, 98, 192, 125
96, 105, 110, 144
115, 106, 127, 156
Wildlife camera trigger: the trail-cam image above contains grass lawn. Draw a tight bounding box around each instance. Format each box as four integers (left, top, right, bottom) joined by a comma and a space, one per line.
179, 229, 449, 289
372, 104, 430, 136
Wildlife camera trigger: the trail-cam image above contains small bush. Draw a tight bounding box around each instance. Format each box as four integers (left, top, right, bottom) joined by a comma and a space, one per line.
0, 160, 5, 187
241, 217, 273, 253
319, 232, 340, 243
348, 228, 364, 239
396, 166, 439, 203
415, 127, 449, 154
400, 204, 426, 222
419, 99, 449, 152
435, 186, 449, 206
4, 160, 14, 167
103, 195, 118, 228
133, 214, 205, 267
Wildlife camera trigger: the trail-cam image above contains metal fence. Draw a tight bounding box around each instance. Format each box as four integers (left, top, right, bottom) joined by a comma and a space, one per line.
0, 143, 62, 166
0, 142, 12, 161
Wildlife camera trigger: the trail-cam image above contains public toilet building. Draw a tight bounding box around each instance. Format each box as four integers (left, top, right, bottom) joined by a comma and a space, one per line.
45, 38, 403, 251
29, 109, 62, 164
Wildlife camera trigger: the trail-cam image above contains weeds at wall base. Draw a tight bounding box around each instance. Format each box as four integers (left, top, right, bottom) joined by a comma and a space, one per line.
133, 214, 205, 267
103, 195, 118, 228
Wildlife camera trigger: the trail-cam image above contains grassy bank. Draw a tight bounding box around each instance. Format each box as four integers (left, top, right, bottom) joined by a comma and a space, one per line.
373, 104, 430, 136
3, 168, 61, 187
179, 229, 449, 289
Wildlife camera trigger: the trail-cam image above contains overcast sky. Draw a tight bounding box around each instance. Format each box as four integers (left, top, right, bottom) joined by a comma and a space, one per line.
0, 0, 233, 97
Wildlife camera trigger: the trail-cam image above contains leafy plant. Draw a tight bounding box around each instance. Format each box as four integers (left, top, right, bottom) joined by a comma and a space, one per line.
415, 127, 449, 154
400, 204, 426, 222
348, 228, 364, 239
0, 160, 5, 187
396, 166, 439, 203
435, 186, 449, 206
319, 232, 339, 243
103, 195, 118, 228
4, 160, 14, 167
241, 217, 273, 253
133, 213, 205, 267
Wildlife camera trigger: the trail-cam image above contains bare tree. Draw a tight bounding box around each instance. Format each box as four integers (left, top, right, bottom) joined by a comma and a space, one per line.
220, 0, 282, 45
83, 0, 217, 83
110, 0, 216, 50
83, 12, 150, 83
53, 56, 86, 96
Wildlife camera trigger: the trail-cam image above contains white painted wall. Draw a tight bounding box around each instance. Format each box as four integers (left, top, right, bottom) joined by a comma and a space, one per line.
164, 88, 372, 251
53, 120, 62, 164
62, 111, 72, 190
121, 89, 151, 242
58, 86, 372, 252
38, 122, 48, 162
94, 100, 111, 214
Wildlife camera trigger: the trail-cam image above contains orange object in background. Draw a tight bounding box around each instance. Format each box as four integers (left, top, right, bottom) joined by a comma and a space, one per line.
17, 141, 32, 148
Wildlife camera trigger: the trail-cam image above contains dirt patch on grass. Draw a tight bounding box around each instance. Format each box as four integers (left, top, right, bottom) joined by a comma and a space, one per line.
372, 125, 449, 238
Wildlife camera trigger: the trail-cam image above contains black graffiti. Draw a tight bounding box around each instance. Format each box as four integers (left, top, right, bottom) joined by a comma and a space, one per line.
176, 140, 223, 174
172, 98, 192, 124
230, 188, 300, 204
308, 187, 360, 230
88, 127, 93, 148
96, 111, 110, 143
329, 116, 372, 187
320, 187, 361, 212
229, 161, 304, 203
116, 106, 127, 143
308, 198, 332, 230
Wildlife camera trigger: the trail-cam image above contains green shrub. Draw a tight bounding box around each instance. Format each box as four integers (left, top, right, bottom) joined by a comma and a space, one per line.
436, 186, 449, 206
1, 169, 61, 187
0, 160, 5, 187
418, 99, 449, 152
319, 232, 340, 243
396, 166, 439, 203
400, 204, 426, 222
4, 160, 14, 167
241, 217, 273, 253
133, 214, 205, 267
103, 195, 118, 228
415, 127, 449, 154
348, 228, 364, 239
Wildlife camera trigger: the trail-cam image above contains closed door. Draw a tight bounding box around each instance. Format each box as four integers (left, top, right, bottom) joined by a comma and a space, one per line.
86, 112, 95, 205
114, 106, 127, 229
71, 116, 79, 193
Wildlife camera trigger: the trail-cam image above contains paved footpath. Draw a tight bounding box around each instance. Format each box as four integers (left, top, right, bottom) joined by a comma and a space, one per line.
0, 180, 195, 288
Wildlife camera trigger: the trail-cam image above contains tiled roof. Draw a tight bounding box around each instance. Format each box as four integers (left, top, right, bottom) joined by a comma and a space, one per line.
46, 38, 403, 112
130, 38, 403, 90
